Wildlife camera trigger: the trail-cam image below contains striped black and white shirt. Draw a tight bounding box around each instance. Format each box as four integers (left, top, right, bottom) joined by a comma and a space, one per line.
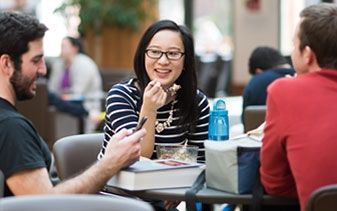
98, 78, 210, 160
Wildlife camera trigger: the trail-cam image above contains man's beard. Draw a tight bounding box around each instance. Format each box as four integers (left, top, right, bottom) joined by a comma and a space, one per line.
10, 69, 36, 101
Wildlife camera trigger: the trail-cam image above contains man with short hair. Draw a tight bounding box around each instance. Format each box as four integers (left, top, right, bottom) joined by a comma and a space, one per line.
242, 46, 294, 123
0, 11, 145, 197
260, 3, 337, 211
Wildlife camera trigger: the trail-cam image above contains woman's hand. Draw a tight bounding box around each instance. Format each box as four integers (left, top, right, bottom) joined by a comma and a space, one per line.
138, 80, 167, 158
142, 80, 167, 112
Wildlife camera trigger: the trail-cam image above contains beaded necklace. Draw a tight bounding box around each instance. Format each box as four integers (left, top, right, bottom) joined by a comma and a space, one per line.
155, 100, 177, 133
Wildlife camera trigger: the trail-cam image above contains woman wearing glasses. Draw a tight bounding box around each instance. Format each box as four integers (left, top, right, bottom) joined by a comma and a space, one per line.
98, 20, 209, 162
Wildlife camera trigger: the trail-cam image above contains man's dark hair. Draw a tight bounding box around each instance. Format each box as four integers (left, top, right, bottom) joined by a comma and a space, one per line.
299, 3, 337, 69
0, 12, 48, 71
248, 46, 288, 75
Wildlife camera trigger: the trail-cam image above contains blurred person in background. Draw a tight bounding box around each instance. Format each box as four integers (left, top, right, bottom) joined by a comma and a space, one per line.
242, 46, 294, 123
48, 36, 103, 133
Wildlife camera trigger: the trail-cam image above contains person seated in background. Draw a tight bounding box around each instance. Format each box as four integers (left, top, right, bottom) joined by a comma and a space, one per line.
48, 91, 88, 118
0, 11, 145, 198
241, 46, 295, 123
260, 3, 337, 211
48, 36, 103, 133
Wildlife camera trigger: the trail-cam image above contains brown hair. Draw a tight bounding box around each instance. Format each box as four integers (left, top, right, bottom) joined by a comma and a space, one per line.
299, 3, 337, 69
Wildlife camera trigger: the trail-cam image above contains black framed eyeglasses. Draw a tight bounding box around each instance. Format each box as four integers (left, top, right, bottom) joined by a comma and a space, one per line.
145, 49, 185, 60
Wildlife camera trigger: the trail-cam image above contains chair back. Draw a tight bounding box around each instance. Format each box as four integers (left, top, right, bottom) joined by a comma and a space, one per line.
243, 105, 266, 133
306, 184, 337, 211
16, 79, 81, 150
0, 194, 153, 211
16, 79, 56, 149
0, 170, 4, 198
100, 69, 134, 92
53, 133, 104, 180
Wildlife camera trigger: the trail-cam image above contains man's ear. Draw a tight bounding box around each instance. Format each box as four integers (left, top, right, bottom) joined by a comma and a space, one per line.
0, 54, 14, 76
302, 46, 316, 66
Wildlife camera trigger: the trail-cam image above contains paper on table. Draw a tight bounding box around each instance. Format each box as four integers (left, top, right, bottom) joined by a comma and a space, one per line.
230, 122, 265, 142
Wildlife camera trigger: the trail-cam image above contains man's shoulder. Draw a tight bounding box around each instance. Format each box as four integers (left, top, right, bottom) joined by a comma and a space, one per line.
245, 73, 271, 91
0, 107, 23, 122
0, 109, 33, 131
252, 69, 285, 81
267, 76, 300, 96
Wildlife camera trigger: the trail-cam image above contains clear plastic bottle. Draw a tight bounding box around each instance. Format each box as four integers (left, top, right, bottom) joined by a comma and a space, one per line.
208, 99, 229, 141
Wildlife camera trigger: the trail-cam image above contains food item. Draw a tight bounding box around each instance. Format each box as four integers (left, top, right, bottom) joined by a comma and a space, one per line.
156, 145, 198, 163
167, 84, 181, 96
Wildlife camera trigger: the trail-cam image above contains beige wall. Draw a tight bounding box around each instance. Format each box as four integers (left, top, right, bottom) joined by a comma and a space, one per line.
233, 0, 280, 86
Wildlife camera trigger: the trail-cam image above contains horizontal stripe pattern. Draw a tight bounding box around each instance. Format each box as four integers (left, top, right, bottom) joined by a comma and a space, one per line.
98, 78, 209, 161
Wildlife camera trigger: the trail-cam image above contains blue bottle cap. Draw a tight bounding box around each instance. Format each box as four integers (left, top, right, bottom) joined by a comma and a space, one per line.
212, 99, 228, 116
213, 99, 226, 110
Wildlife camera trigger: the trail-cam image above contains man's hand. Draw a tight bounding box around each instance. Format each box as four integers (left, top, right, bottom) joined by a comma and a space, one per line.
103, 128, 146, 169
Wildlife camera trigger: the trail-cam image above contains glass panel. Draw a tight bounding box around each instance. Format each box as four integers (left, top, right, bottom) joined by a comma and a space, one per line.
193, 0, 234, 97
280, 0, 321, 56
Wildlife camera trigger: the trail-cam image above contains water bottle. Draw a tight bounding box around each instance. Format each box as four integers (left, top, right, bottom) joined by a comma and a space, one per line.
208, 99, 229, 141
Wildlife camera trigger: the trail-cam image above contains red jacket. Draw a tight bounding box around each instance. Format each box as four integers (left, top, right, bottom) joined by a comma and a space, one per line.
260, 69, 337, 211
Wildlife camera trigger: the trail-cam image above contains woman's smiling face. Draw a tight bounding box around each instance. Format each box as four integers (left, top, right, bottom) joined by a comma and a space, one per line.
145, 29, 185, 89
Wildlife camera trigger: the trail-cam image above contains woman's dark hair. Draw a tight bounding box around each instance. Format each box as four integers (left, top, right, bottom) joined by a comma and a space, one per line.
133, 20, 198, 129
65, 36, 85, 54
